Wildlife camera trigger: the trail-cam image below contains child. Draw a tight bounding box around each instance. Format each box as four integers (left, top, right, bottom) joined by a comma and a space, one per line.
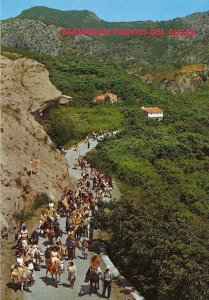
82, 238, 89, 259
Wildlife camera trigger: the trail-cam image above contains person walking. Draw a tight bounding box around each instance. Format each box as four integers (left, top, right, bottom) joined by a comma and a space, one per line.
66, 235, 76, 260
85, 253, 100, 282
102, 266, 112, 299
82, 238, 89, 259
68, 261, 76, 289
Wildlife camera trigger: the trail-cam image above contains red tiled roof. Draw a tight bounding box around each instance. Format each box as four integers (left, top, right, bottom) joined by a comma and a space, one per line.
105, 92, 117, 97
95, 95, 105, 101
141, 107, 163, 113
95, 92, 118, 102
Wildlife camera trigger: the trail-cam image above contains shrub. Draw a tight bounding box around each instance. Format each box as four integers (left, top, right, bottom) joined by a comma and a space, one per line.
47, 118, 75, 147
33, 193, 50, 209
13, 193, 50, 222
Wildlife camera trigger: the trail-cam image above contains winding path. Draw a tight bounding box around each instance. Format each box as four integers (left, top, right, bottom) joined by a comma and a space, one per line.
23, 136, 126, 300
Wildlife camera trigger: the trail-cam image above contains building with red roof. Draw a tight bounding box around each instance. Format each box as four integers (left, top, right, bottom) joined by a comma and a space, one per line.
141, 106, 164, 118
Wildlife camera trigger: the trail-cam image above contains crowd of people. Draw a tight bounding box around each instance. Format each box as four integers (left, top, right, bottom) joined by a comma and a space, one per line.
10, 131, 114, 297
72, 156, 113, 205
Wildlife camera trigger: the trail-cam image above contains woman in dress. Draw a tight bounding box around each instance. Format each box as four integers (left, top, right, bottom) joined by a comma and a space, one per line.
50, 246, 60, 264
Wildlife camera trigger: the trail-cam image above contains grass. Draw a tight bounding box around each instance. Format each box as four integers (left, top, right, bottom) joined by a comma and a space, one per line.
43, 103, 124, 148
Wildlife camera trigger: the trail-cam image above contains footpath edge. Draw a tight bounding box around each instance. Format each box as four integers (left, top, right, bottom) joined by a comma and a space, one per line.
100, 252, 145, 300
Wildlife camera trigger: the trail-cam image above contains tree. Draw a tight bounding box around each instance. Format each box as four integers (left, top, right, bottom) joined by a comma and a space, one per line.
48, 118, 75, 146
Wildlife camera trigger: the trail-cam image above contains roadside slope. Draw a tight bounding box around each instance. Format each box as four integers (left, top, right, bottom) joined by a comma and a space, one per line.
0, 55, 74, 300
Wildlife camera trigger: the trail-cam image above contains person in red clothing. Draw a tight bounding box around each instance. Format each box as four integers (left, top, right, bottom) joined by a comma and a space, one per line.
85, 253, 100, 282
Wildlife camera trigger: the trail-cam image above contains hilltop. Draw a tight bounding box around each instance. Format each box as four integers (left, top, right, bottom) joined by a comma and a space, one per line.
18, 6, 104, 28
17, 6, 209, 32
1, 7, 209, 93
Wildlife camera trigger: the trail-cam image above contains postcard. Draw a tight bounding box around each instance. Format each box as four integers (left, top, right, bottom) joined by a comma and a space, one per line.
1, 1, 209, 299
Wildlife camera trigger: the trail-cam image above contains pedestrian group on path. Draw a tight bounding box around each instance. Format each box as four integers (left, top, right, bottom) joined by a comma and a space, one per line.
10, 131, 115, 298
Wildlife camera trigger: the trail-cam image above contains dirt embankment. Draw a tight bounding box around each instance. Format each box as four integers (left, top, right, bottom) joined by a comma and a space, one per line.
0, 55, 75, 299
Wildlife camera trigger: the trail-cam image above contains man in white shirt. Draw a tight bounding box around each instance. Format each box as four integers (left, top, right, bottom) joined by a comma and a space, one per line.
102, 266, 112, 298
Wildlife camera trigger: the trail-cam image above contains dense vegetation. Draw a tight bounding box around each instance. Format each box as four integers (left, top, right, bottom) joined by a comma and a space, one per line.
18, 6, 184, 29
1, 45, 164, 101
2, 7, 209, 74
88, 86, 209, 299
89, 93, 209, 217
43, 104, 123, 147
92, 199, 209, 300
2, 46, 209, 299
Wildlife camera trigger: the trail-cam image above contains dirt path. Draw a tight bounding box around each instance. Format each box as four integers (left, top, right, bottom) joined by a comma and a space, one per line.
65, 136, 121, 200
24, 136, 129, 300
6, 136, 132, 300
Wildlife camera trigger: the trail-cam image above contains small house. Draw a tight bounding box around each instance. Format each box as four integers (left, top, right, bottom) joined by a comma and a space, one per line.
94, 92, 118, 103
141, 106, 163, 119
94, 95, 106, 102
105, 92, 118, 103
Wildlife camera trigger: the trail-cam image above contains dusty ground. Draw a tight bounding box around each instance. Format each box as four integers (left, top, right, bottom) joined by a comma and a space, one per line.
0, 55, 74, 300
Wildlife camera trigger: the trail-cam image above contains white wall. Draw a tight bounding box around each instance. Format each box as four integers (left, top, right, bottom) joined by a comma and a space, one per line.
147, 112, 163, 118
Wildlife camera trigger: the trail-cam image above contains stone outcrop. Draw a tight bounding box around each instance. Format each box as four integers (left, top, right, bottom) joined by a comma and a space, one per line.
141, 65, 209, 93
0, 55, 74, 229
1, 56, 62, 112
182, 11, 209, 37
1, 18, 61, 57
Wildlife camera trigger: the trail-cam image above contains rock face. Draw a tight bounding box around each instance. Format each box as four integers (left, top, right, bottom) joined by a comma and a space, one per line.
1, 18, 61, 56
182, 11, 209, 37
1, 55, 73, 229
141, 65, 209, 93
1, 55, 62, 112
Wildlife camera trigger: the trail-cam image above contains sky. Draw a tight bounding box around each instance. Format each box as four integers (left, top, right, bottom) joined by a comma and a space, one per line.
1, 0, 209, 21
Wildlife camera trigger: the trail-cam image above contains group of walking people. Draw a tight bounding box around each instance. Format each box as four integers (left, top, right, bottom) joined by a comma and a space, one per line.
56, 138, 114, 296
10, 131, 114, 297
72, 156, 114, 204
11, 222, 41, 290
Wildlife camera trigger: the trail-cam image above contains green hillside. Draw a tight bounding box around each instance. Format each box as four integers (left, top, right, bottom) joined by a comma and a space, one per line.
1, 15, 209, 299
17, 6, 208, 34
1, 45, 166, 103
1, 6, 208, 83
87, 86, 209, 299
18, 6, 107, 28
18, 6, 157, 28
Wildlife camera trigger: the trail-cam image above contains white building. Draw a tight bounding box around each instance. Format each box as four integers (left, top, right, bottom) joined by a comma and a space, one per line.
141, 106, 164, 119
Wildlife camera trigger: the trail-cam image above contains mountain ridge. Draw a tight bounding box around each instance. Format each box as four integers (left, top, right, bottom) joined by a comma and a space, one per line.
17, 5, 208, 24
1, 6, 209, 93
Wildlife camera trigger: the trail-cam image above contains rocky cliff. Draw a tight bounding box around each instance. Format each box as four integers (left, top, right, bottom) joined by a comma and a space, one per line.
1, 55, 74, 230
140, 64, 209, 93
1, 18, 61, 57
1, 9, 209, 68
1, 9, 209, 94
